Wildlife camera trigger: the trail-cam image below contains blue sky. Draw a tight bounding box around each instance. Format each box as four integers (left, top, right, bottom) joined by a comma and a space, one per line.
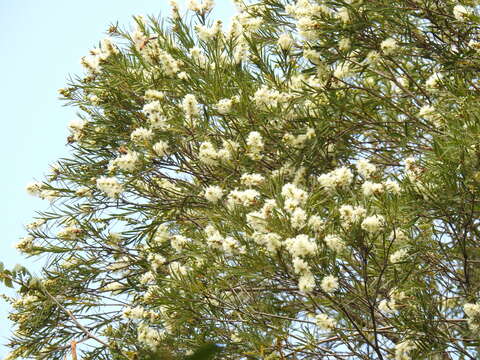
0, 1, 234, 357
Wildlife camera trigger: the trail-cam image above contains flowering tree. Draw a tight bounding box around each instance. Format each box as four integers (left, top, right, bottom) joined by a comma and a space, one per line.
4, 0, 480, 359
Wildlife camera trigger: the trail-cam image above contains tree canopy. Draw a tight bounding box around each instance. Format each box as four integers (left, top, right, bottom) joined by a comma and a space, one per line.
4, 0, 480, 359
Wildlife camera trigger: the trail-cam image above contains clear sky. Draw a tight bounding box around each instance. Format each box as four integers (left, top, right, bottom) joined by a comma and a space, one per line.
0, 1, 235, 357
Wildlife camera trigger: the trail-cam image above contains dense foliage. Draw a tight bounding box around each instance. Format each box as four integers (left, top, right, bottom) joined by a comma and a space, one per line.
4, 0, 480, 359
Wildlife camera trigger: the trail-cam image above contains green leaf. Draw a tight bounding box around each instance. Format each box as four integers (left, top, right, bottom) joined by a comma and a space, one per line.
3, 277, 13, 288
184, 344, 221, 360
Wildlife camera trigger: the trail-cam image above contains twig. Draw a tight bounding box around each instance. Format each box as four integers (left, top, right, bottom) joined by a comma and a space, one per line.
42, 287, 109, 348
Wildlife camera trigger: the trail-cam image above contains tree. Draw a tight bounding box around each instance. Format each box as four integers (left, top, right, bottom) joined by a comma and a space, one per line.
3, 0, 480, 358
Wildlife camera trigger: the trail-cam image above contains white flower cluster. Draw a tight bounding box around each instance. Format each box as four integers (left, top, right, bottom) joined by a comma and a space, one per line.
361, 181, 384, 197
290, 208, 307, 229
61, 258, 82, 270
186, 0, 214, 13
252, 85, 283, 109
107, 257, 130, 272
68, 119, 87, 142
315, 313, 337, 330
277, 33, 294, 50
145, 90, 165, 101
355, 159, 376, 178
318, 167, 353, 191
320, 275, 339, 293
143, 99, 163, 115
339, 204, 366, 227
215, 98, 234, 114
190, 46, 209, 68
198, 141, 232, 165
246, 199, 277, 232
109, 151, 140, 172
464, 303, 480, 332
333, 62, 353, 79
204, 185, 224, 203
303, 49, 321, 64
395, 340, 416, 360
240, 173, 265, 187
380, 38, 398, 55
298, 271, 316, 293
453, 5, 472, 21
96, 176, 123, 198
139, 271, 155, 285
143, 99, 169, 130
285, 234, 317, 258
133, 267, 154, 284
123, 305, 146, 319
153, 224, 170, 244
222, 236, 245, 255
205, 224, 223, 249
153, 141, 169, 157
308, 215, 325, 233
103, 281, 124, 293
285, 0, 330, 40
80, 38, 118, 74
131, 127, 153, 143
131, 19, 148, 50
246, 131, 264, 160
363, 50, 380, 66
26, 219, 45, 230
384, 179, 401, 194
232, 40, 250, 64
169, 261, 188, 276
418, 104, 435, 121
404, 157, 421, 182
158, 49, 181, 76
227, 189, 260, 208
171, 235, 190, 252
57, 226, 82, 240
378, 289, 406, 315
390, 248, 409, 263
230, 332, 242, 343
143, 285, 160, 302
138, 323, 165, 350
355, 179, 399, 199
336, 7, 350, 24
469, 39, 480, 51
39, 189, 60, 202
283, 128, 315, 148
251, 231, 282, 253
338, 38, 351, 51
132, 21, 180, 72
289, 252, 316, 293
15, 236, 34, 254
324, 235, 345, 253
234, 11, 263, 33
361, 215, 385, 233
292, 257, 309, 274
198, 141, 218, 165
195, 20, 222, 41
12, 294, 39, 309
204, 225, 245, 254
281, 183, 308, 213
26, 182, 43, 197
181, 94, 200, 118
378, 299, 394, 314
75, 186, 93, 198
389, 229, 410, 244
425, 72, 443, 90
